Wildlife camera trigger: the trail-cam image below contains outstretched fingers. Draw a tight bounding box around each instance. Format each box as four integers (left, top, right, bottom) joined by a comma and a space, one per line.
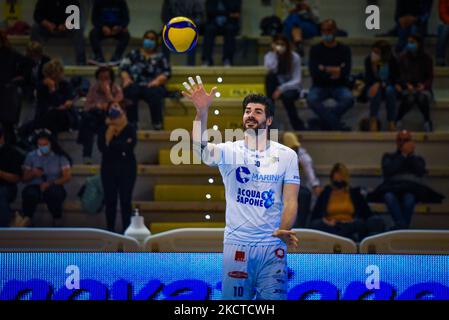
209, 86, 218, 97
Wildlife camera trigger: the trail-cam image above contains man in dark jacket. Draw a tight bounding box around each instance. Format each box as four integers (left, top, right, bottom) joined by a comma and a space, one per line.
307, 19, 354, 131
31, 0, 86, 65
368, 130, 444, 229
201, 0, 242, 66
394, 0, 433, 52
89, 0, 130, 66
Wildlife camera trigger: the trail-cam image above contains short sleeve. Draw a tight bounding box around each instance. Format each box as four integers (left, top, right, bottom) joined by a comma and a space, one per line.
59, 156, 71, 170
284, 151, 300, 185
201, 143, 226, 167
22, 153, 34, 170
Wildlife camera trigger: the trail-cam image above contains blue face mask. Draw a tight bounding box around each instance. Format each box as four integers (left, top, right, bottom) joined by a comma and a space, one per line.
322, 34, 335, 43
39, 145, 50, 155
406, 42, 418, 52
143, 39, 156, 50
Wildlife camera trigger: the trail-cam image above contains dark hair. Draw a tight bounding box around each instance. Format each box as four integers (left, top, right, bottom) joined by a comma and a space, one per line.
95, 66, 115, 84
34, 129, 73, 165
242, 94, 274, 118
372, 40, 392, 62
0, 124, 4, 139
143, 30, 159, 43
320, 19, 337, 32
272, 34, 293, 75
0, 29, 11, 49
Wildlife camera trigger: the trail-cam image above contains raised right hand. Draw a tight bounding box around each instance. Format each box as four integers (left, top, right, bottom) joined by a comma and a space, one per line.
181, 76, 217, 114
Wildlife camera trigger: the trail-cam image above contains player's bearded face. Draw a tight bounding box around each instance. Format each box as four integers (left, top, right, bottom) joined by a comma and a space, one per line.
243, 104, 270, 132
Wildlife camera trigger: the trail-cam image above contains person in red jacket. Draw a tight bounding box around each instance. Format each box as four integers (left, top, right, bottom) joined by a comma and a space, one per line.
436, 0, 449, 66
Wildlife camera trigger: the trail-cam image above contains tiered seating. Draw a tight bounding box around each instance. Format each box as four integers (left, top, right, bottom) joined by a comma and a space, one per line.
10, 36, 448, 234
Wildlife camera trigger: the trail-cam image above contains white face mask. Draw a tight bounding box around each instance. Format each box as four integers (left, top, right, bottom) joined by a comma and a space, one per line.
275, 45, 286, 54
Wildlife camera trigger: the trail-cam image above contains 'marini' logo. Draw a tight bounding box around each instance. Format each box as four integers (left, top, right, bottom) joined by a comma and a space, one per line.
236, 166, 251, 184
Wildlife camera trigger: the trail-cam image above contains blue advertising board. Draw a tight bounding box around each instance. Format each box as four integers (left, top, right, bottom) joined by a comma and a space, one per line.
0, 253, 448, 300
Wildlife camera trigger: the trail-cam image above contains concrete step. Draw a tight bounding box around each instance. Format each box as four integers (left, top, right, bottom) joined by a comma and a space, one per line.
14, 165, 449, 203
8, 35, 440, 66
11, 200, 449, 230
58, 131, 449, 167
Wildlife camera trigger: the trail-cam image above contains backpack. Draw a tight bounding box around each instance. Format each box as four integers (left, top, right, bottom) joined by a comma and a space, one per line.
78, 175, 104, 215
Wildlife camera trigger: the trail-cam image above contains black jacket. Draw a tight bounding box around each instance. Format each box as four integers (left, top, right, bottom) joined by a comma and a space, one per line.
91, 0, 130, 29
311, 186, 373, 221
98, 124, 137, 168
34, 0, 81, 25
364, 55, 400, 87
368, 151, 444, 203
35, 80, 75, 119
205, 0, 241, 23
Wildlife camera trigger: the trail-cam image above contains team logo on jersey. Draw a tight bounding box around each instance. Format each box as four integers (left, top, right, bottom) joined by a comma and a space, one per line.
234, 251, 246, 262
228, 271, 248, 279
275, 248, 285, 259
236, 166, 251, 184
236, 188, 275, 209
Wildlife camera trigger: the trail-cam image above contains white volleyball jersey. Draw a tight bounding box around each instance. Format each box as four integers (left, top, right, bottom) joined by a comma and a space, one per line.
203, 140, 300, 246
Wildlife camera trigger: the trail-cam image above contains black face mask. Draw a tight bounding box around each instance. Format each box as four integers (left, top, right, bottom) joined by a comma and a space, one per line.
332, 181, 347, 189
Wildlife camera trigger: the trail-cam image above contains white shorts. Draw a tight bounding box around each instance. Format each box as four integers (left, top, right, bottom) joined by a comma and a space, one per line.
221, 242, 288, 300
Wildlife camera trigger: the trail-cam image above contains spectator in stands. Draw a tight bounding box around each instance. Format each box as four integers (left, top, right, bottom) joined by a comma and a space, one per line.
396, 35, 434, 132
394, 0, 433, 53
0, 29, 28, 144
35, 59, 77, 135
364, 40, 400, 132
21, 130, 72, 227
309, 163, 385, 241
307, 19, 354, 131
201, 0, 242, 67
31, 0, 86, 65
98, 106, 137, 232
77, 66, 123, 164
161, 0, 204, 66
368, 130, 444, 230
120, 30, 171, 129
88, 0, 130, 66
436, 0, 449, 66
24, 41, 51, 99
265, 34, 304, 130
0, 125, 24, 227
283, 132, 322, 227
283, 0, 320, 57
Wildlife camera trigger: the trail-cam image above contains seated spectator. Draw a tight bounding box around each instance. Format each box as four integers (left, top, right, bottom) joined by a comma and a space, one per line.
368, 130, 444, 230
88, 0, 130, 66
265, 35, 304, 130
201, 0, 242, 67
0, 29, 28, 144
31, 0, 86, 65
35, 59, 77, 135
23, 41, 51, 100
161, 0, 204, 66
436, 0, 449, 66
120, 30, 171, 129
364, 40, 400, 132
77, 66, 123, 164
283, 132, 322, 227
395, 35, 434, 132
98, 107, 137, 232
394, 0, 433, 53
0, 125, 24, 227
309, 163, 385, 241
21, 130, 72, 227
283, 0, 320, 57
307, 19, 354, 131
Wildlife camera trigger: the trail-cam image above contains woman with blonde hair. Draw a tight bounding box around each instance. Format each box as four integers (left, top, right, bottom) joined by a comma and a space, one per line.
36, 59, 76, 135
309, 163, 384, 241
